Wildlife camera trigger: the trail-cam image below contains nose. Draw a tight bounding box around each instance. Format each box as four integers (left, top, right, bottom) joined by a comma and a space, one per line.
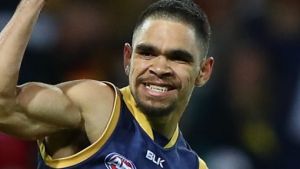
149, 56, 173, 77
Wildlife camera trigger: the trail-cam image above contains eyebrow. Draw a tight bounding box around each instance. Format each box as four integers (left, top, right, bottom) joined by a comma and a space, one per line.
135, 43, 195, 62
165, 49, 194, 63
135, 43, 159, 55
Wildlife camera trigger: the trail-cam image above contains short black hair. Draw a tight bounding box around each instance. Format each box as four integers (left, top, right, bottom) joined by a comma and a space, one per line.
132, 0, 211, 57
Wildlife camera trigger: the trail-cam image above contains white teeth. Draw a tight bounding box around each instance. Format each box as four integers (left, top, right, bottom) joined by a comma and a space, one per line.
146, 84, 168, 93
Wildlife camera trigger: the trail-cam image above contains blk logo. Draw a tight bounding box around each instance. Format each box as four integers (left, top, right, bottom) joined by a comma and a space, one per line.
105, 152, 136, 169
146, 150, 165, 168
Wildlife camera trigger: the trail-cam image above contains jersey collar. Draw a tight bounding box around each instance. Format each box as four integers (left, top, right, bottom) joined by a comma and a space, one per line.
120, 86, 179, 149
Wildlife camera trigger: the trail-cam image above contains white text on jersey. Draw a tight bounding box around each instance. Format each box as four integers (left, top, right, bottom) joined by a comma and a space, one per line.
146, 150, 165, 168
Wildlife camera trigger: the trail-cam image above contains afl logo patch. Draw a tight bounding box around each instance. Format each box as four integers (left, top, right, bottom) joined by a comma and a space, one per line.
105, 152, 136, 169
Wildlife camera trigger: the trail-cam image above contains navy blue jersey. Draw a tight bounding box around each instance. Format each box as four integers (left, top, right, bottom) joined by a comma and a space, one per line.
37, 85, 208, 169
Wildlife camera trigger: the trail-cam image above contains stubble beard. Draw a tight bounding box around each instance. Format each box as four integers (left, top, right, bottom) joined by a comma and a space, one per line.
133, 93, 176, 118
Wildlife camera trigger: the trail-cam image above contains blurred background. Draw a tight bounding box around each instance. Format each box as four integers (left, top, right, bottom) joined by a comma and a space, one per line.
0, 0, 299, 168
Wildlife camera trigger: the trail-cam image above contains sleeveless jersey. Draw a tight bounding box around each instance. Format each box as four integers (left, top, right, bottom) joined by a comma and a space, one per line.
37, 85, 208, 169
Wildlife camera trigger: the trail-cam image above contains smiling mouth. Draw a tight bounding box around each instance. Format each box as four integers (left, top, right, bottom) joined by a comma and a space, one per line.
144, 83, 174, 93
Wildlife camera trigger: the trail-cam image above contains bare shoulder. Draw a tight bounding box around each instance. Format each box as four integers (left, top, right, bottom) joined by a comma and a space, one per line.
56, 79, 117, 142
56, 79, 116, 108
57, 79, 114, 93
55, 79, 117, 112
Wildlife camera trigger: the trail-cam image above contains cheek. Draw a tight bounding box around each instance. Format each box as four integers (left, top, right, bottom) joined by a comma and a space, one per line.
176, 67, 198, 96
131, 58, 150, 75
129, 60, 147, 83
129, 68, 137, 87
182, 75, 195, 92
176, 66, 196, 85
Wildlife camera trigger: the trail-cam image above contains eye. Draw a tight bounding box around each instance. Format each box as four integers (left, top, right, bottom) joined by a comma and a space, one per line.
137, 50, 158, 60
168, 51, 194, 64
140, 51, 152, 57
135, 44, 158, 59
170, 55, 190, 63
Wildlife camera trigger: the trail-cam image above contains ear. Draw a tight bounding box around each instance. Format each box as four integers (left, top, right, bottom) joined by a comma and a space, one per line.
195, 57, 214, 87
123, 43, 132, 76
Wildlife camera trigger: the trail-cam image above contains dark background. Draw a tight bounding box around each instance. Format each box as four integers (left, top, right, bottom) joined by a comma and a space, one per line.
0, 0, 299, 169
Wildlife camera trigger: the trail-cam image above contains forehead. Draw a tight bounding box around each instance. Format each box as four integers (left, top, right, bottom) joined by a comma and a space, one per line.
133, 19, 201, 58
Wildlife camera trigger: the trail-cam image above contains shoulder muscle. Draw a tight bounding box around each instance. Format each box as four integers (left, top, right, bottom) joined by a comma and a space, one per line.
57, 80, 117, 142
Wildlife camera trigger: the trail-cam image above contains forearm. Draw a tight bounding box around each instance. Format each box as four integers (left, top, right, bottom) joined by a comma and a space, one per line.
0, 0, 46, 97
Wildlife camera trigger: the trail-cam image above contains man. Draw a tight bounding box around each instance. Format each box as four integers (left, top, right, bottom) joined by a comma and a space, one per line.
0, 0, 214, 168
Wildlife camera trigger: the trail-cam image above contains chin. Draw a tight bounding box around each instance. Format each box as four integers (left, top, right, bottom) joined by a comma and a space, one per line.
135, 99, 176, 117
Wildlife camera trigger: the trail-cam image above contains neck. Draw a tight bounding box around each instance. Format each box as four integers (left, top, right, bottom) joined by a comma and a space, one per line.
120, 86, 183, 140
146, 114, 179, 140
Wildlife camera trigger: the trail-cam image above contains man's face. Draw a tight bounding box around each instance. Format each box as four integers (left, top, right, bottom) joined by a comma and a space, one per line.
125, 19, 203, 117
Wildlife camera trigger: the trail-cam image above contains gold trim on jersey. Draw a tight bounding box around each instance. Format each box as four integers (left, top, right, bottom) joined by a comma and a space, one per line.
198, 157, 209, 169
120, 86, 179, 149
37, 82, 121, 168
164, 126, 179, 149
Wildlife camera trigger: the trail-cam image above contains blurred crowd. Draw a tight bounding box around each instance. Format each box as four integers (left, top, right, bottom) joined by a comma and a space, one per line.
0, 0, 299, 169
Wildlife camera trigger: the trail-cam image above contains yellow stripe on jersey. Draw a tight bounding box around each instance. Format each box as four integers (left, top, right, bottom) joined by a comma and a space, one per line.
120, 86, 179, 149
198, 157, 209, 169
120, 86, 154, 139
164, 126, 179, 149
37, 82, 121, 168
